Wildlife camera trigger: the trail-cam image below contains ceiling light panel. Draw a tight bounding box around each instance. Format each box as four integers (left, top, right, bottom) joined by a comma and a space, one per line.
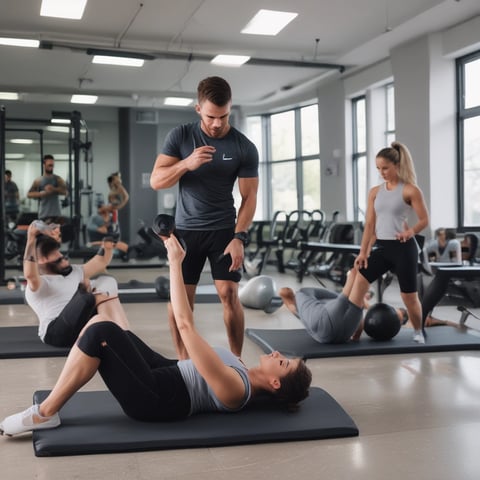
0, 92, 19, 100
164, 97, 194, 106
241, 9, 298, 36
71, 94, 98, 104
211, 55, 250, 66
0, 37, 40, 48
92, 55, 144, 67
40, 0, 87, 19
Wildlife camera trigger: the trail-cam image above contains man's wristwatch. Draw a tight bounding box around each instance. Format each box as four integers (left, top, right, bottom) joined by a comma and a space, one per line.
233, 231, 249, 246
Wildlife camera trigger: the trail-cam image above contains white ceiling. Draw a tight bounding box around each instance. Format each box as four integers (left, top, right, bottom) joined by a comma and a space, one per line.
0, 0, 479, 110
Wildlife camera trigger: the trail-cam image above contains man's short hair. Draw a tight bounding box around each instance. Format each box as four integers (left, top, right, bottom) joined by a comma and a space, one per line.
197, 76, 232, 106
5, 169, 12, 176
36, 234, 61, 257
43, 154, 55, 162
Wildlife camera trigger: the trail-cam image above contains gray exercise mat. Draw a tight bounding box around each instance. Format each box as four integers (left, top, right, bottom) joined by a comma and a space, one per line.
245, 325, 480, 358
32, 388, 358, 456
0, 326, 69, 359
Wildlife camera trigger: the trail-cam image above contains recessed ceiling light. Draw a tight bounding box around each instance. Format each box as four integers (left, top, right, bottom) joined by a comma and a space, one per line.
0, 37, 40, 48
5, 153, 25, 159
241, 9, 298, 36
40, 0, 87, 20
92, 55, 144, 67
164, 97, 194, 106
211, 55, 250, 67
0, 92, 19, 100
10, 139, 34, 144
71, 94, 98, 104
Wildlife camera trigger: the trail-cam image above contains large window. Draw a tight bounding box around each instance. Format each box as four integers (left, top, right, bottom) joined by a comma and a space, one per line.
244, 115, 265, 220
352, 96, 367, 221
385, 83, 395, 145
246, 104, 320, 219
457, 51, 480, 228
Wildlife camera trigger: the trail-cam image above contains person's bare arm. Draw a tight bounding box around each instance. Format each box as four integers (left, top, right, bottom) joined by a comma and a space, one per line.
165, 235, 247, 408
22, 223, 43, 292
222, 176, 258, 272
82, 238, 116, 279
396, 184, 429, 242
150, 146, 216, 190
26, 179, 42, 199
355, 186, 378, 270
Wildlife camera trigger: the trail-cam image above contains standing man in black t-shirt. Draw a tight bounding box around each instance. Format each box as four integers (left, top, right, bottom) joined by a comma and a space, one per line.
150, 76, 259, 359
4, 169, 20, 222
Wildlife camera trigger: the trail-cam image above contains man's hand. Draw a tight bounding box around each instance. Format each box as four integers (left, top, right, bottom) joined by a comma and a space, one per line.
186, 146, 216, 171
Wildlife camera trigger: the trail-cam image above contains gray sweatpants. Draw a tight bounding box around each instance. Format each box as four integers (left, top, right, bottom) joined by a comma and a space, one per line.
295, 288, 363, 343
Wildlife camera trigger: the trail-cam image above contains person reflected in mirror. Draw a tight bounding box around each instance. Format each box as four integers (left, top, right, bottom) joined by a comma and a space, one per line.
27, 154, 68, 223
107, 172, 129, 233
4, 169, 20, 223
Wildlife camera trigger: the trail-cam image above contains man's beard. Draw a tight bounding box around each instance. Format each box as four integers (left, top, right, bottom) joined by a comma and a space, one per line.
47, 264, 73, 276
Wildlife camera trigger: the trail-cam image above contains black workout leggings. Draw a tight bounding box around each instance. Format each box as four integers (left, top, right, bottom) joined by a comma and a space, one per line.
44, 285, 96, 348
77, 322, 191, 421
360, 238, 419, 293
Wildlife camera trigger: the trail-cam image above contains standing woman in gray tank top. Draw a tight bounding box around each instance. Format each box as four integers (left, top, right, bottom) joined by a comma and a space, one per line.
350, 142, 429, 344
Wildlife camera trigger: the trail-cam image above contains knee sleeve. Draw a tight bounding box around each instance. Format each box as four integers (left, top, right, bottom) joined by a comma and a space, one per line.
91, 275, 118, 296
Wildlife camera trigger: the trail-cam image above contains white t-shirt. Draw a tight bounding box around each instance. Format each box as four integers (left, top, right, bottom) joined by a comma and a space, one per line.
25, 265, 84, 340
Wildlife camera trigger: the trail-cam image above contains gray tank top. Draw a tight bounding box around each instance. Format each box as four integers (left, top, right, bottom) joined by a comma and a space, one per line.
374, 182, 412, 240
177, 347, 251, 415
38, 175, 62, 219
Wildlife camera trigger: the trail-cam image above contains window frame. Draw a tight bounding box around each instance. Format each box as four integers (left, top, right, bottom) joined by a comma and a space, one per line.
456, 49, 480, 230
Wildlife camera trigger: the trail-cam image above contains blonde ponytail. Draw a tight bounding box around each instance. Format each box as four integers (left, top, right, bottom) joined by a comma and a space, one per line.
376, 141, 417, 185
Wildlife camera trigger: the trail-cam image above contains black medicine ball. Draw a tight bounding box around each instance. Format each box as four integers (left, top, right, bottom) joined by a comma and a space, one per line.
364, 302, 401, 341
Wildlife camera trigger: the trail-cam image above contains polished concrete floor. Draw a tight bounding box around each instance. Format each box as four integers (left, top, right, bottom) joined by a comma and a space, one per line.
1, 262, 480, 480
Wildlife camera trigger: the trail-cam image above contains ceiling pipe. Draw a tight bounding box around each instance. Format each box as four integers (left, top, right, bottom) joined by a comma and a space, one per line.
39, 40, 345, 72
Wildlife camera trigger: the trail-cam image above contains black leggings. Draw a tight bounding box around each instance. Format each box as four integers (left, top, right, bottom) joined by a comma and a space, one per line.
77, 322, 191, 421
44, 285, 96, 348
360, 238, 419, 293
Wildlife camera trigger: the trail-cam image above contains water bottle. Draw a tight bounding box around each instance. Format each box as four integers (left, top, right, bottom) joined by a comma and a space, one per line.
32, 220, 58, 232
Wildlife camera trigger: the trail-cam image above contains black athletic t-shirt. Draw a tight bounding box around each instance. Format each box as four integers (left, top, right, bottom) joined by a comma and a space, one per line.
161, 122, 259, 230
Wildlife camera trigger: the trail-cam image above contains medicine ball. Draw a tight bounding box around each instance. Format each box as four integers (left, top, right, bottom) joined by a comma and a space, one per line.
364, 302, 401, 341
154, 276, 170, 299
239, 275, 283, 313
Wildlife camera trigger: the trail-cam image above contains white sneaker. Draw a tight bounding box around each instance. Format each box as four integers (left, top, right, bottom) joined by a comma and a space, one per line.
413, 331, 425, 344
91, 275, 118, 297
0, 404, 60, 437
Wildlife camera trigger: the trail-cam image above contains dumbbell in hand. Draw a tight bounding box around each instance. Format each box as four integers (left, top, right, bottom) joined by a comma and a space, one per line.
152, 214, 187, 251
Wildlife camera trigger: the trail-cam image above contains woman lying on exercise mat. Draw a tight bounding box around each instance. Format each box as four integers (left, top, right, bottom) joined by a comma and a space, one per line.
0, 234, 311, 437
280, 266, 455, 345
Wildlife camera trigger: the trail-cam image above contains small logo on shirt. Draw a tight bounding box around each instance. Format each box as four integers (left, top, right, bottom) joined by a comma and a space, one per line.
222, 154, 233, 161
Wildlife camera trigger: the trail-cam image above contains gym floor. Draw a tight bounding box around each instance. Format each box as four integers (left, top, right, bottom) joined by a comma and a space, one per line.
1, 261, 480, 480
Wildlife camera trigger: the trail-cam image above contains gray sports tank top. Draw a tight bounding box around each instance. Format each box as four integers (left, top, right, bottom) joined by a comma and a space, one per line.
374, 182, 411, 240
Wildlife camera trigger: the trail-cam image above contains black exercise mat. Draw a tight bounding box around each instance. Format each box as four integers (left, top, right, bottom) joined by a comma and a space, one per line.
0, 288, 25, 305
0, 326, 69, 359
245, 325, 480, 358
117, 280, 220, 304
0, 284, 220, 305
32, 388, 358, 457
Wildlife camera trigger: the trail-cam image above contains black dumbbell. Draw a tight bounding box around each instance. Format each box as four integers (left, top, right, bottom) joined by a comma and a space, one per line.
152, 214, 176, 237
152, 214, 187, 251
